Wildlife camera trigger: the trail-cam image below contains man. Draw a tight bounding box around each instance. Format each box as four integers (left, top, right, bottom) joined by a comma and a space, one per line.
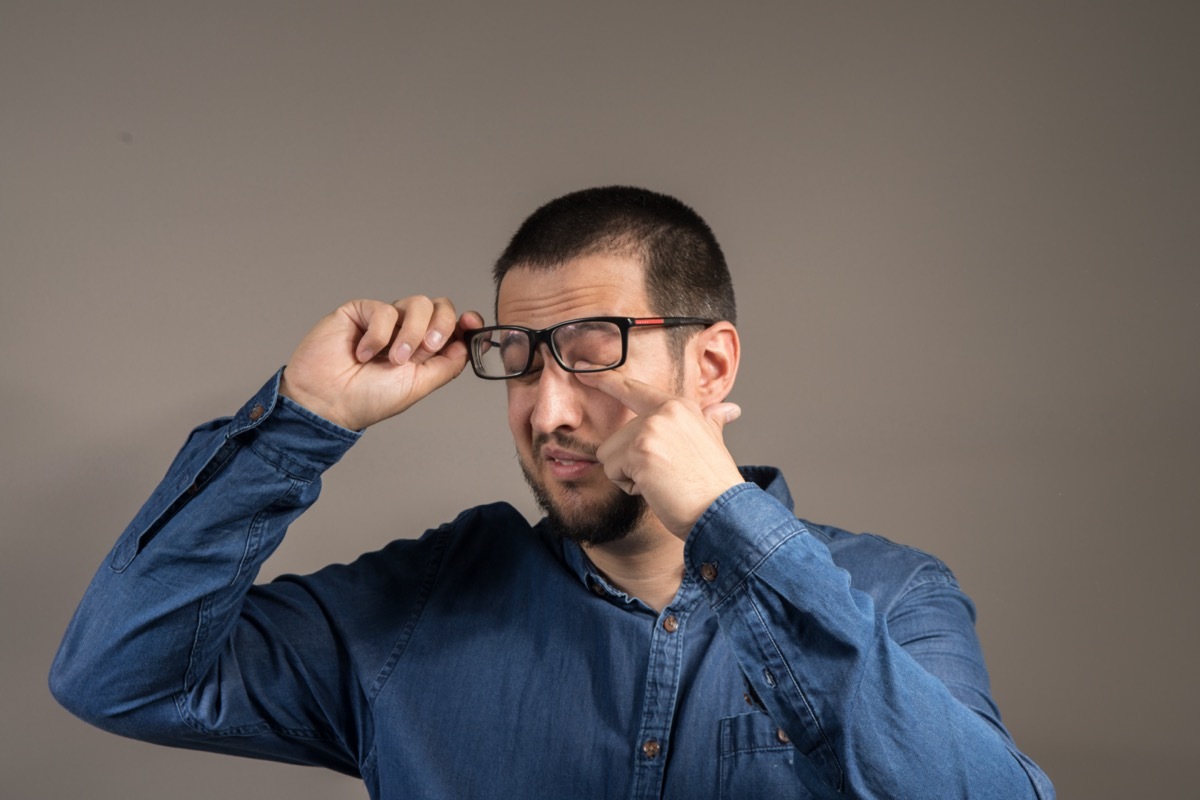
51, 187, 1054, 798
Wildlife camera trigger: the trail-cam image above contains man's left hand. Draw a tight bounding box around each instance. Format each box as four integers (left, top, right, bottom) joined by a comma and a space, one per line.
573, 367, 744, 540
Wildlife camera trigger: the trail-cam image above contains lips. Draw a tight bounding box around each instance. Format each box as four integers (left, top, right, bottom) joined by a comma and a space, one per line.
542, 446, 599, 480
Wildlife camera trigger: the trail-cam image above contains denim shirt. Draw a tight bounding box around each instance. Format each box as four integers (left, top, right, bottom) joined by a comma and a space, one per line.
51, 372, 1054, 799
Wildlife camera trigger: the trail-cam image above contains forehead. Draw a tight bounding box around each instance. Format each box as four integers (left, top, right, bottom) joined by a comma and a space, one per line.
497, 254, 651, 327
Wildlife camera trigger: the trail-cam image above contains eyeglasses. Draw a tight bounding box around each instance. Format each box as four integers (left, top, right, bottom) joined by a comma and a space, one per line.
466, 316, 715, 380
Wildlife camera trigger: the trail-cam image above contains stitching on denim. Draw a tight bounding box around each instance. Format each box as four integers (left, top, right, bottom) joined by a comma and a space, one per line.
728, 742, 795, 755
247, 436, 327, 481
186, 592, 212, 695
859, 533, 958, 581
276, 393, 362, 441
182, 479, 306, 691
113, 438, 242, 570
367, 523, 453, 702
359, 749, 378, 791
230, 478, 303, 588
358, 524, 453, 774
891, 563, 962, 612
718, 713, 797, 756
241, 401, 358, 479
693, 482, 756, 530
1012, 746, 1056, 800
746, 590, 845, 787
718, 715, 795, 800
710, 518, 804, 609
173, 693, 341, 741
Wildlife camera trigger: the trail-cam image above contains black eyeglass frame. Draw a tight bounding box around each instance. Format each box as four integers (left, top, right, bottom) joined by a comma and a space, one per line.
466, 316, 716, 380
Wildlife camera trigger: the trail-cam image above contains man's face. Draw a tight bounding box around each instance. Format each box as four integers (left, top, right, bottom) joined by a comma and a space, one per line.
498, 254, 687, 545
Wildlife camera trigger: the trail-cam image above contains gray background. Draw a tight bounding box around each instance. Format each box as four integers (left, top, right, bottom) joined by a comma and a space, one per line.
3, 2, 1196, 798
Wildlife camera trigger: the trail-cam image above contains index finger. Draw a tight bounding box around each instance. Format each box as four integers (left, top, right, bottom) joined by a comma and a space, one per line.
457, 310, 485, 333
572, 364, 676, 416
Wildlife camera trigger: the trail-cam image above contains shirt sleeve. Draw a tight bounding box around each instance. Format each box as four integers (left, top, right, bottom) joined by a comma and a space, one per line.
684, 482, 1055, 800
48, 371, 369, 775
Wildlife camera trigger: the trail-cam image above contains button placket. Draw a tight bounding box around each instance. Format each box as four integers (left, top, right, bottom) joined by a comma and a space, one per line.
629, 604, 689, 800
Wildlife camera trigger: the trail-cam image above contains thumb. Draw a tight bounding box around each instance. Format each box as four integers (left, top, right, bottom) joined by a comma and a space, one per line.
407, 340, 471, 397
704, 402, 742, 430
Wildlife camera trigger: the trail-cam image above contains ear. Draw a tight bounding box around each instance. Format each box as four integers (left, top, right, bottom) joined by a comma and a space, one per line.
691, 322, 740, 404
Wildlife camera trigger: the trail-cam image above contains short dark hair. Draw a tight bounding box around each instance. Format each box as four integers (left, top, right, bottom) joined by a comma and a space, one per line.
492, 186, 737, 331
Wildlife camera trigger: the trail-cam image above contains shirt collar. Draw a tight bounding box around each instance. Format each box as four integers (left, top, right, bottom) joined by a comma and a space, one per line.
555, 465, 792, 598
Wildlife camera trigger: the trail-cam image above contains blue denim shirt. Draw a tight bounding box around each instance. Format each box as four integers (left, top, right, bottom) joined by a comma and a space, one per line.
51, 372, 1054, 799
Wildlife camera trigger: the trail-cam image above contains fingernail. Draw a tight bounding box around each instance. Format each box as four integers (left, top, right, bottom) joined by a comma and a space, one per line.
357, 346, 375, 362
425, 330, 444, 349
394, 342, 413, 363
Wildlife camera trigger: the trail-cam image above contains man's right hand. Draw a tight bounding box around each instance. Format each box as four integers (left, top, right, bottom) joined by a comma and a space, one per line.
279, 297, 483, 431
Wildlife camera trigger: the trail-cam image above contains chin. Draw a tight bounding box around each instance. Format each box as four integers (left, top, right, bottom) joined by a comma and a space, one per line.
518, 456, 646, 546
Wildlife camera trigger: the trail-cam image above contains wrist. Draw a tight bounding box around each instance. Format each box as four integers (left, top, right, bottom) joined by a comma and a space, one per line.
279, 370, 359, 431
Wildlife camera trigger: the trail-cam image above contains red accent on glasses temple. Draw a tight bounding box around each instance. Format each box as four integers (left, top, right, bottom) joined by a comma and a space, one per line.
634, 318, 665, 325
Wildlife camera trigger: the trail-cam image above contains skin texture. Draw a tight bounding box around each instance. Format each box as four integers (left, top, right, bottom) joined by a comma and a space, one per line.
280, 297, 483, 431
280, 254, 743, 609
499, 257, 742, 536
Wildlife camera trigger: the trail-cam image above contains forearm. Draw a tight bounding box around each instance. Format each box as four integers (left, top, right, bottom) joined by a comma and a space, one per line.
686, 484, 1054, 799
49, 372, 359, 740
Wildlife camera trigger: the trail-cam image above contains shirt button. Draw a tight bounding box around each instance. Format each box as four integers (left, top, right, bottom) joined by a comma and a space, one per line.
699, 562, 718, 581
248, 403, 265, 421
662, 615, 679, 633
642, 739, 661, 759
776, 727, 790, 744
590, 580, 607, 597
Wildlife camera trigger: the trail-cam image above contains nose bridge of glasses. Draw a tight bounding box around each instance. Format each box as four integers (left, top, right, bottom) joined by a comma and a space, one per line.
526, 327, 559, 371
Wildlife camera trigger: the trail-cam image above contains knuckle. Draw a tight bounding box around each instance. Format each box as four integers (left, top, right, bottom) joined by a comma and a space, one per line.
394, 295, 433, 315
628, 433, 656, 458
661, 397, 694, 415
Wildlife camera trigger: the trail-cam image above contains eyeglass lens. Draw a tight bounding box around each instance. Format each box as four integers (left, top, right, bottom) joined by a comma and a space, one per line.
473, 320, 625, 377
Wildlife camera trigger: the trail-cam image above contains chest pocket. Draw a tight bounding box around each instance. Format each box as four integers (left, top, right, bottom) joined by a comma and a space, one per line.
718, 712, 809, 799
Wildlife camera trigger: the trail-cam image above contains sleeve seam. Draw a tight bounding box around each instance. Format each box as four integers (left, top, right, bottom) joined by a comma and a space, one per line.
173, 693, 342, 741
708, 521, 805, 609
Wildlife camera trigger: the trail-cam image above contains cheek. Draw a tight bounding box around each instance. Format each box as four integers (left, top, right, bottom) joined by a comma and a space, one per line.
506, 387, 533, 441
595, 395, 634, 428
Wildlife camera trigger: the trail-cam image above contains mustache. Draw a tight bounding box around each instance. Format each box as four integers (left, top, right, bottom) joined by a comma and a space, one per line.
532, 432, 599, 459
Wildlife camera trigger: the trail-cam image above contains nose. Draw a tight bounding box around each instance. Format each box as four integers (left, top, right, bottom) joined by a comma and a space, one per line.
528, 353, 586, 436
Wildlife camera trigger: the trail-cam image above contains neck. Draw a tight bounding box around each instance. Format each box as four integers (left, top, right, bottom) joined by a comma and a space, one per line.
583, 524, 684, 613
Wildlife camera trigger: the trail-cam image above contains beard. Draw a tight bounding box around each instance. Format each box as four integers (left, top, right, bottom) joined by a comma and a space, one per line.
518, 433, 648, 546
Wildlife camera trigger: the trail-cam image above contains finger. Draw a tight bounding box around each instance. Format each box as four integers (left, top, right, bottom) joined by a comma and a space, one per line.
703, 402, 742, 430
388, 296, 435, 364
411, 296, 459, 362
403, 309, 482, 392
423, 310, 483, 369
457, 310, 485, 333
348, 300, 400, 362
445, 310, 485, 356
595, 443, 637, 494
405, 332, 474, 396
571, 364, 675, 416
